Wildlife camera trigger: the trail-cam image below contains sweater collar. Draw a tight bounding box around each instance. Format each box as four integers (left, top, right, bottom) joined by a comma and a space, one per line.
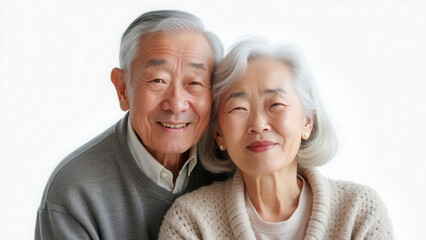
224, 166, 330, 240
298, 166, 331, 240
225, 170, 256, 240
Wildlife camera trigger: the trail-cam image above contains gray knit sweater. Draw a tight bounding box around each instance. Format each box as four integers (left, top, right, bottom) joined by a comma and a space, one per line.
159, 167, 393, 240
35, 114, 228, 240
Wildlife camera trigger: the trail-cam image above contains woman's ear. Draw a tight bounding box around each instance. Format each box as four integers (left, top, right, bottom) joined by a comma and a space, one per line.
214, 129, 225, 149
302, 116, 314, 140
111, 67, 129, 111
305, 116, 314, 132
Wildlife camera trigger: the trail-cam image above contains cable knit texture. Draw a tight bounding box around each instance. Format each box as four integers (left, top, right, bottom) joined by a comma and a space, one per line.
159, 166, 393, 240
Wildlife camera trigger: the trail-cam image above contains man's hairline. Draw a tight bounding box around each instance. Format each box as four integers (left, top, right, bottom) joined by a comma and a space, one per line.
126, 30, 214, 82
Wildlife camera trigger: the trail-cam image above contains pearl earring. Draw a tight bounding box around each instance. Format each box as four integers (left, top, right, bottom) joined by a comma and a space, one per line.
303, 132, 310, 140
219, 145, 226, 151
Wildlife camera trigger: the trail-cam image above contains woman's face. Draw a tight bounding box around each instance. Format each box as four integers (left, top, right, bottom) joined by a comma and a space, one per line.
215, 58, 312, 176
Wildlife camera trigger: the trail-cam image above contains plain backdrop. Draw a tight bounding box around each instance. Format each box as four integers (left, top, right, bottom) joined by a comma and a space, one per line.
1, 0, 425, 239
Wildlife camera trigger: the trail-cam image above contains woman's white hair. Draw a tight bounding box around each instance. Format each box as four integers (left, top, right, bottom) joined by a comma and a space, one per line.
200, 38, 338, 173
119, 10, 223, 81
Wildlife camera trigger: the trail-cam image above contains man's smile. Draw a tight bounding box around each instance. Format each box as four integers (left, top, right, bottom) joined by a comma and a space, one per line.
159, 122, 190, 129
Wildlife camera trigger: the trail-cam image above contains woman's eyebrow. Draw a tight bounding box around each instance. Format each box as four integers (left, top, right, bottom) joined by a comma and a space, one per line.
225, 88, 287, 102
264, 88, 287, 97
225, 91, 246, 102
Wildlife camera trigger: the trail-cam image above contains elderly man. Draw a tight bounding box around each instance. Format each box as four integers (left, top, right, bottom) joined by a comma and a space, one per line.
35, 10, 226, 239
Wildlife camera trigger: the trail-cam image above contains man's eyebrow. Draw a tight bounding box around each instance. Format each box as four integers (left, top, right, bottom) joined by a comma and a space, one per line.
146, 59, 166, 67
189, 62, 207, 71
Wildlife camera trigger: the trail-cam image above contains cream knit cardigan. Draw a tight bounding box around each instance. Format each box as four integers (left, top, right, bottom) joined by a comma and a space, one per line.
159, 167, 393, 240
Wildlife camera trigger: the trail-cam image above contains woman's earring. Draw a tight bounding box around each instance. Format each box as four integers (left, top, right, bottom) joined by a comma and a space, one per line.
219, 145, 226, 151
303, 132, 310, 140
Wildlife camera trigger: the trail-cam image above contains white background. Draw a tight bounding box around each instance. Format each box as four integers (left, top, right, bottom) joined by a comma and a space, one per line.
1, 0, 425, 239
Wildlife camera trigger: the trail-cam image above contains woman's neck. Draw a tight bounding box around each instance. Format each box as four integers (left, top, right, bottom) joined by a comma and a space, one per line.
243, 162, 302, 222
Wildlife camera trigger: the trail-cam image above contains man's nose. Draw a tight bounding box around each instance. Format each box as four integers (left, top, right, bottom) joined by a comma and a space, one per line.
161, 83, 189, 113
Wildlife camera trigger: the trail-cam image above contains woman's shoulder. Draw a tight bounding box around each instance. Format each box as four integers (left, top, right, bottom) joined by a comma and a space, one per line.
326, 180, 393, 238
301, 166, 384, 206
327, 178, 391, 227
300, 167, 393, 238
328, 179, 382, 204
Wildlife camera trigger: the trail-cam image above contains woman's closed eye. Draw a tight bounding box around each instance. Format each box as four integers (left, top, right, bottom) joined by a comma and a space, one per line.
229, 106, 248, 113
270, 102, 286, 108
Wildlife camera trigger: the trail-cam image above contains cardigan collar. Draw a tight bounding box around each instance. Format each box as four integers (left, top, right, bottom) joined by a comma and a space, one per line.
224, 166, 331, 240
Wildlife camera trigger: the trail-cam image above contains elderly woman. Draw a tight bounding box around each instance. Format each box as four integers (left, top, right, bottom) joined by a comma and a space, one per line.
159, 39, 393, 239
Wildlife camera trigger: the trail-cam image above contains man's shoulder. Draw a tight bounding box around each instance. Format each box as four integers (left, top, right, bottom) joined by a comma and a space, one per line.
40, 120, 125, 203
54, 123, 118, 175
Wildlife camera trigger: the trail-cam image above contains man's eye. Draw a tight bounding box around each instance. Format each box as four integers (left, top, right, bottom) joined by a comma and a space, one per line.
188, 81, 202, 86
152, 79, 165, 83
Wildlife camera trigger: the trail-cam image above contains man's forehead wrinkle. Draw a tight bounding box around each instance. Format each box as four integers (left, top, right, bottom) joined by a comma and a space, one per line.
141, 48, 208, 62
134, 34, 214, 74
140, 55, 209, 74
141, 41, 210, 58
141, 41, 206, 56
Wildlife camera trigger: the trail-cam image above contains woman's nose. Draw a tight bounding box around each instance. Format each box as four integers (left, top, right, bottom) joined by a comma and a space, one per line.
247, 109, 271, 133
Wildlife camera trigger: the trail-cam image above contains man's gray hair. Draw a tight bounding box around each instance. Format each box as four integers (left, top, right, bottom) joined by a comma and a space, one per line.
119, 10, 223, 80
200, 38, 338, 173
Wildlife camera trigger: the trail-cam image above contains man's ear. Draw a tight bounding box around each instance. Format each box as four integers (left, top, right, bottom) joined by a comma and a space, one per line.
111, 68, 129, 111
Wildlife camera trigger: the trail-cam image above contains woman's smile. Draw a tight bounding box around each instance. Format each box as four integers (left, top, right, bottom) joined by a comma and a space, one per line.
246, 141, 278, 153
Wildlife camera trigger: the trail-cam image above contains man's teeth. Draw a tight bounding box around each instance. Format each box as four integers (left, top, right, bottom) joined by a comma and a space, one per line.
160, 123, 187, 129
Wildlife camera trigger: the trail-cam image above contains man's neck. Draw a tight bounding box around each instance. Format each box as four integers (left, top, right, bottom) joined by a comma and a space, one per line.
157, 151, 189, 183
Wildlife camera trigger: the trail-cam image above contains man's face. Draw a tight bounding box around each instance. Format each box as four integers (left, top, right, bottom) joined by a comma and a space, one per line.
113, 31, 214, 160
